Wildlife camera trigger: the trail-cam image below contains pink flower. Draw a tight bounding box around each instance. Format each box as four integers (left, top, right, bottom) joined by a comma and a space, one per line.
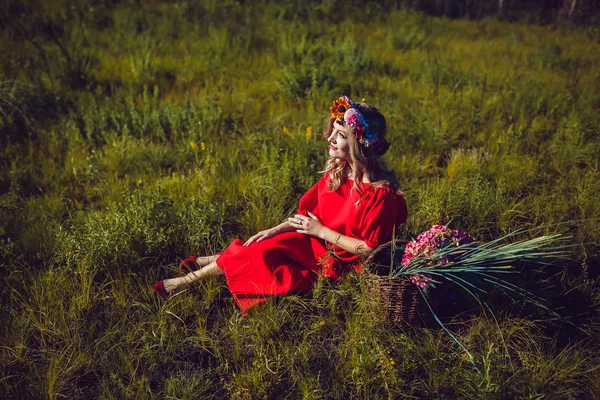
344, 109, 361, 126
403, 225, 471, 288
410, 274, 432, 288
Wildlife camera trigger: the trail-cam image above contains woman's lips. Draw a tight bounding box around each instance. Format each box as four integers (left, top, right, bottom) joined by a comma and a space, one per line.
330, 145, 338, 150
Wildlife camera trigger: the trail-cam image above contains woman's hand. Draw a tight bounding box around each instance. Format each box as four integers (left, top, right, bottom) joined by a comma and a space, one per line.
289, 212, 374, 257
244, 226, 282, 246
288, 212, 324, 237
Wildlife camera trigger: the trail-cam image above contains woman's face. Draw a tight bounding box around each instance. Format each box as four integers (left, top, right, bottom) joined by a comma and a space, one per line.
328, 120, 352, 161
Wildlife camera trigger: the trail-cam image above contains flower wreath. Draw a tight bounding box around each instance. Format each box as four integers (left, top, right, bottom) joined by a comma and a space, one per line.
330, 96, 390, 156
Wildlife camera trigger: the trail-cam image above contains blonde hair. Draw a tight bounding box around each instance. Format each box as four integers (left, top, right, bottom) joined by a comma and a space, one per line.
322, 102, 401, 198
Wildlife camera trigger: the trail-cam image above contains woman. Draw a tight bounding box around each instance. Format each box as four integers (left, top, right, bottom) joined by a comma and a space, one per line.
152, 96, 408, 313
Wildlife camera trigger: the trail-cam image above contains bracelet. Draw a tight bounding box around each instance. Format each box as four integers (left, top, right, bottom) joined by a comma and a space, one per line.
333, 233, 342, 245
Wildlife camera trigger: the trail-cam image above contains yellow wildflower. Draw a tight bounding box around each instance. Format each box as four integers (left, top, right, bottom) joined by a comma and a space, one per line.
189, 141, 197, 150
283, 126, 292, 137
305, 126, 313, 142
200, 142, 206, 151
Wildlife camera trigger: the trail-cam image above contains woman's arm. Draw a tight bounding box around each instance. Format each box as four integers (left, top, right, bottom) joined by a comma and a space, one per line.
318, 225, 374, 257
288, 212, 374, 257
243, 220, 295, 246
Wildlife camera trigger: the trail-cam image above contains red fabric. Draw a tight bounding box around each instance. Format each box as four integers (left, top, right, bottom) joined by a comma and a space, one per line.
216, 175, 408, 312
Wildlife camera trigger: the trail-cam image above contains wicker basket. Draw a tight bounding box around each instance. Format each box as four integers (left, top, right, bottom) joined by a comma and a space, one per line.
364, 239, 433, 328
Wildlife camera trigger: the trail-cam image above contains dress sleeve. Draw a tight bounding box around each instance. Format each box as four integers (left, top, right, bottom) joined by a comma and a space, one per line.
297, 177, 322, 216
360, 189, 408, 249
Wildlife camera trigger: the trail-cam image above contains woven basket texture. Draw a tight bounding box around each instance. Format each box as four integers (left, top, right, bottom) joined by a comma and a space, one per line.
365, 239, 434, 328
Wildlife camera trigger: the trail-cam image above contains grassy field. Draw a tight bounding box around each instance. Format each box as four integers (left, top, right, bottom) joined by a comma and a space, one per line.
1, 1, 600, 398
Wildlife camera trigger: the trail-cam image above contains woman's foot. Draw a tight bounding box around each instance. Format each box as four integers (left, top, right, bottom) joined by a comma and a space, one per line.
179, 255, 201, 272
179, 254, 220, 272
151, 278, 180, 297
151, 280, 169, 297
152, 263, 224, 298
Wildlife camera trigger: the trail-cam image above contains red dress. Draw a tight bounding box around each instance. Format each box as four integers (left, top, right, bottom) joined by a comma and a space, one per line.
215, 175, 408, 312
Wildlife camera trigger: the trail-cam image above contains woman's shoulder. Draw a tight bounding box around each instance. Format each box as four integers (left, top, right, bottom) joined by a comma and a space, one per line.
366, 181, 403, 198
363, 183, 408, 221
363, 184, 406, 210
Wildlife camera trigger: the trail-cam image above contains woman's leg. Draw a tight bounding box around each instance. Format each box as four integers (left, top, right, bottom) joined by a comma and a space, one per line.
180, 253, 220, 272
163, 261, 224, 293
193, 254, 220, 268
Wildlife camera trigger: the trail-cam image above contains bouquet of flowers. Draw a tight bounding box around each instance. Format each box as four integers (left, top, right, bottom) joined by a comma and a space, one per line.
400, 225, 474, 289
392, 224, 571, 305
367, 224, 575, 373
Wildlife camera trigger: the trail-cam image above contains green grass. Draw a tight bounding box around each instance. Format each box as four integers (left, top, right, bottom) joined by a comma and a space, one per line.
1, 1, 600, 398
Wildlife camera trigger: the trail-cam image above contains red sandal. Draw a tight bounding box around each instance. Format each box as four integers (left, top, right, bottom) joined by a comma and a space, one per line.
179, 253, 222, 272
179, 254, 202, 272
151, 280, 170, 297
